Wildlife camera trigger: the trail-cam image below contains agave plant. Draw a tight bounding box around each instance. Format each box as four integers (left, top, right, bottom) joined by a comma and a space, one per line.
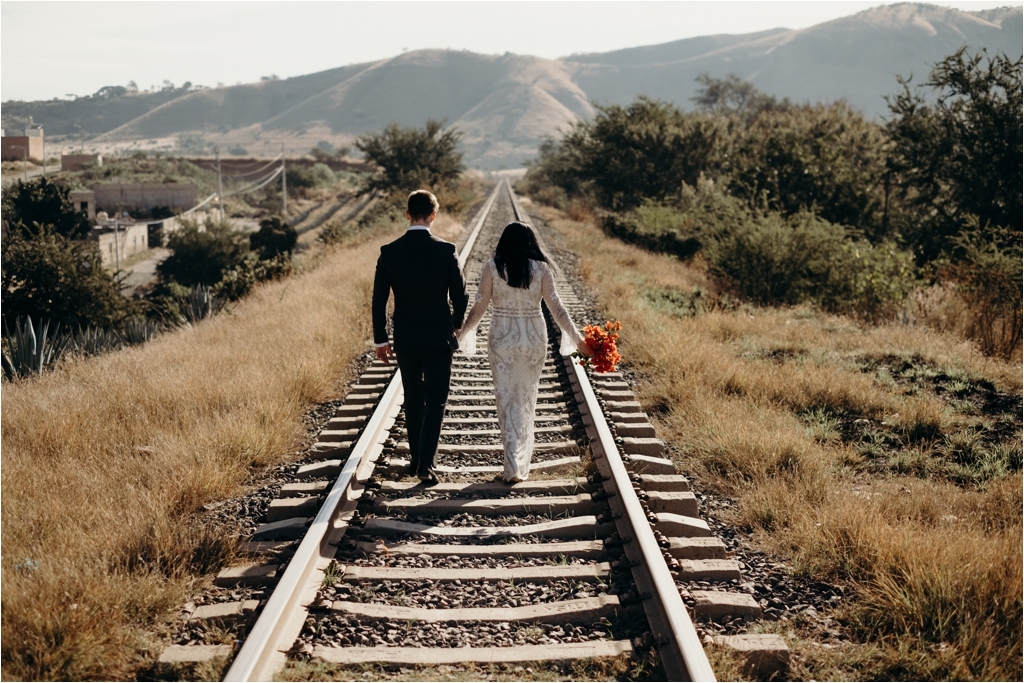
179, 284, 224, 324
70, 325, 124, 356
122, 317, 161, 345
1, 316, 71, 381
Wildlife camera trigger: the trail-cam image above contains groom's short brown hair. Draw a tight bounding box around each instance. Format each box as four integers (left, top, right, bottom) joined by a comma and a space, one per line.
407, 190, 439, 221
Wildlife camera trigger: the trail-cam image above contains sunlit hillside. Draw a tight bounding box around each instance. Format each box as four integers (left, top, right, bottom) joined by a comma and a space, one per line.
2, 3, 1019, 168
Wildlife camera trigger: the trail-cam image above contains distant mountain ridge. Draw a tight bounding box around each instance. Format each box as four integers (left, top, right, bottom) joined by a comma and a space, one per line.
2, 3, 1020, 168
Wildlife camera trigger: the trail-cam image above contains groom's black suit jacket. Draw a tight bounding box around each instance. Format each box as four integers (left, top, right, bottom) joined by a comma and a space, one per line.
372, 229, 469, 353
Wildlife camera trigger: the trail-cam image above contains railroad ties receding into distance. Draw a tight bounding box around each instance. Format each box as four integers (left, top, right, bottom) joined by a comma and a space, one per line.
157, 180, 789, 682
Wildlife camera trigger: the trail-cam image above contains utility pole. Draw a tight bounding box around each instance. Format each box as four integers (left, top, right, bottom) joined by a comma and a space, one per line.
113, 219, 121, 272
281, 143, 287, 215
216, 149, 224, 222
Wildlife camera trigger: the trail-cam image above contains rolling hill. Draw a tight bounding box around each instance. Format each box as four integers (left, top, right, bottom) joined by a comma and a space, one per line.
3, 3, 1020, 168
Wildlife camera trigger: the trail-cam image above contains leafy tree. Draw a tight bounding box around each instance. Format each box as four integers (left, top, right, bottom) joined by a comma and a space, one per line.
356, 119, 464, 195
157, 218, 249, 288
520, 137, 590, 207
1, 177, 93, 240
886, 48, 1023, 260
1, 227, 132, 328
529, 80, 889, 234
535, 97, 727, 212
728, 101, 888, 236
250, 216, 297, 259
692, 73, 786, 119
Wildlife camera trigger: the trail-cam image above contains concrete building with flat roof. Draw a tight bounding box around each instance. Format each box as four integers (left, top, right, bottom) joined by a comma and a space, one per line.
90, 181, 198, 215
68, 182, 199, 220
91, 218, 148, 268
1, 121, 44, 161
70, 189, 97, 219
1, 134, 43, 162
61, 153, 102, 171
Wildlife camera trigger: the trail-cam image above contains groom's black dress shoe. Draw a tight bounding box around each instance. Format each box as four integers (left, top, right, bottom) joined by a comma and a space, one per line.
417, 469, 439, 486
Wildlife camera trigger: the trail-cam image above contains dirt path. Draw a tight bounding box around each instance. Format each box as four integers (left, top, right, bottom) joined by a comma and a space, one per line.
120, 248, 170, 293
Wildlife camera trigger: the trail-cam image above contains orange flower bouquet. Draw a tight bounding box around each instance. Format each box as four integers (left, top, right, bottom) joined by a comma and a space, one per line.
576, 320, 622, 373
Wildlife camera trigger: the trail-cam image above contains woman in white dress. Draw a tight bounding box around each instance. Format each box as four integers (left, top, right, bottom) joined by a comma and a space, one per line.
458, 222, 591, 483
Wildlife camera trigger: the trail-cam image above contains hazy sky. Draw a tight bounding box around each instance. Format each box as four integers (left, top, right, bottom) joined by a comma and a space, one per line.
1, 1, 1016, 102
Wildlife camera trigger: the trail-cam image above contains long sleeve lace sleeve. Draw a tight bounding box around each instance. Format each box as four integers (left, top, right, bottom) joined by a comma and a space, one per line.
540, 263, 585, 356
457, 261, 493, 355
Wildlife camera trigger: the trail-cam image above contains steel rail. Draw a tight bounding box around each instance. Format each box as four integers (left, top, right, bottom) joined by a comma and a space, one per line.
458, 178, 501, 268
223, 372, 402, 682
507, 183, 716, 682
224, 179, 504, 682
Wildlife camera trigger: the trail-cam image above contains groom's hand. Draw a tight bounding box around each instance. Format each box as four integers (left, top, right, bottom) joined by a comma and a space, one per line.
375, 344, 394, 364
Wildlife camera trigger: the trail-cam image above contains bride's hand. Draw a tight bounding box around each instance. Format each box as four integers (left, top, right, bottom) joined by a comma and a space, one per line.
454, 327, 463, 339
576, 339, 593, 357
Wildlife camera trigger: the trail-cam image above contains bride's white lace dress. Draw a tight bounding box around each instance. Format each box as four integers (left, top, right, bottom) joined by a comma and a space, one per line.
459, 259, 584, 481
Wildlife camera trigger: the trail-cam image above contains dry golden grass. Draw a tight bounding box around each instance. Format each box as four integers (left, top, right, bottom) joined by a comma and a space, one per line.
533, 201, 1023, 681
1, 221, 413, 680
430, 213, 465, 243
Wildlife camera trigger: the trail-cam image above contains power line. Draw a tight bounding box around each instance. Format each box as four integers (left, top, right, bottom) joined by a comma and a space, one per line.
222, 164, 283, 197
133, 159, 284, 226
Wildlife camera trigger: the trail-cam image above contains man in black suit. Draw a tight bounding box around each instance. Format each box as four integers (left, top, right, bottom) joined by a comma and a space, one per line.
372, 190, 468, 484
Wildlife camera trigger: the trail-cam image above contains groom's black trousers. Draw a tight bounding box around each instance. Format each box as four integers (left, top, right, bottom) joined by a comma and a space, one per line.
396, 348, 453, 475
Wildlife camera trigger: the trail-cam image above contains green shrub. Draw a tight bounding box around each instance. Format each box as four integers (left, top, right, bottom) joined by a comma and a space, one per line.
828, 239, 919, 322
1, 177, 93, 240
157, 217, 249, 288
604, 179, 918, 319
602, 204, 702, 261
311, 144, 349, 161
285, 163, 336, 192
250, 216, 297, 259
211, 252, 294, 302
1, 227, 134, 328
356, 119, 464, 196
713, 210, 848, 305
947, 227, 1023, 358
318, 219, 350, 247
727, 101, 887, 237
155, 216, 295, 309
525, 97, 728, 212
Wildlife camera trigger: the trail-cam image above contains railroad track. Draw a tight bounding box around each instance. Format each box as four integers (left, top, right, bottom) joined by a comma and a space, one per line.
159, 180, 782, 681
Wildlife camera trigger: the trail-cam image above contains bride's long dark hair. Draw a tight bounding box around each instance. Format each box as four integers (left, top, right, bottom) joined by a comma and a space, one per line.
493, 221, 552, 289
